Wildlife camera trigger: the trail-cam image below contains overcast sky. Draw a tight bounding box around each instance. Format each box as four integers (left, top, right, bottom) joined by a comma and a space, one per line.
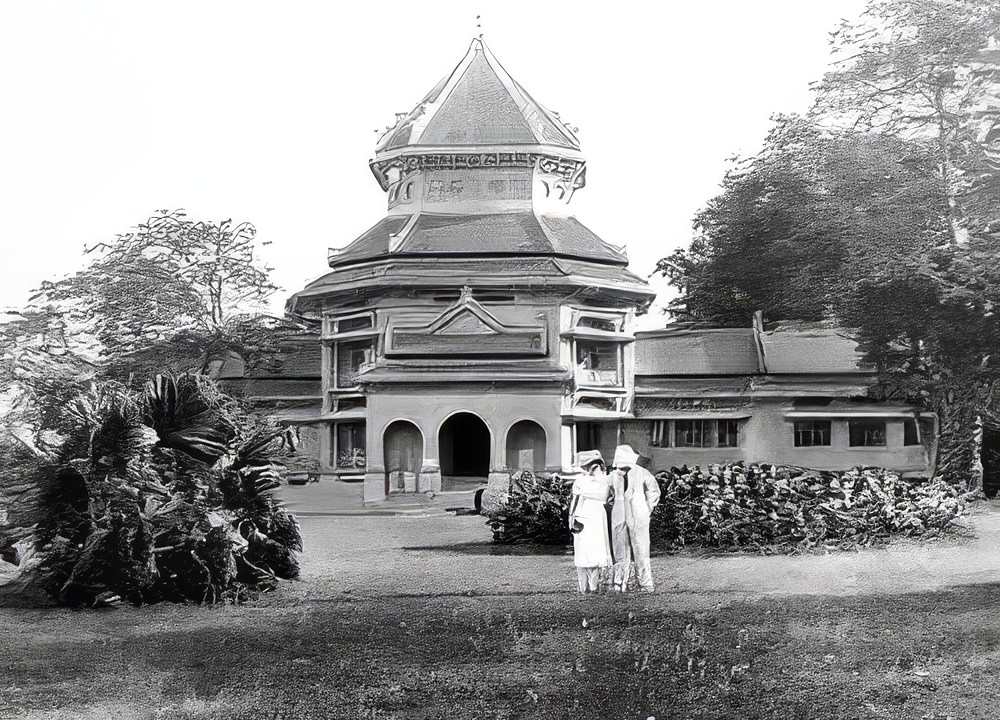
0, 1, 868, 319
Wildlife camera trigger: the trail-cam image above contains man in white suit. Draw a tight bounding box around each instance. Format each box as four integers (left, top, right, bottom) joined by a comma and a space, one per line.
608, 444, 661, 592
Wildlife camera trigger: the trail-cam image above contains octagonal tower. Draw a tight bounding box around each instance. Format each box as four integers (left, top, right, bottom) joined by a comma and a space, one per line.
289, 39, 654, 503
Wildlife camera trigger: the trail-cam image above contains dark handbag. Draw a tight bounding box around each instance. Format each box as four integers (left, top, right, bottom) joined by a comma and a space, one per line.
571, 519, 584, 534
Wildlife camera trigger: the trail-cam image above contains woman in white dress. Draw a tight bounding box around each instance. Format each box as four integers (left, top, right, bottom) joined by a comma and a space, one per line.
568, 450, 613, 593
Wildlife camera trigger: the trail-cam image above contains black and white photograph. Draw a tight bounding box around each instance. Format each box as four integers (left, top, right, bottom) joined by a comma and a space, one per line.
2, 1, 1000, 718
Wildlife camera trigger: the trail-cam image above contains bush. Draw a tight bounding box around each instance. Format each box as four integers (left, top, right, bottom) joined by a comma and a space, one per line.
485, 471, 573, 544
3, 374, 302, 606
649, 463, 969, 553
482, 463, 969, 553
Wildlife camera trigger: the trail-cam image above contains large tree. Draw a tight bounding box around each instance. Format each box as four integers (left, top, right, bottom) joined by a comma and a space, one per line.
814, 0, 1000, 243
28, 209, 281, 380
660, 116, 947, 326
812, 0, 1000, 485
659, 0, 1000, 486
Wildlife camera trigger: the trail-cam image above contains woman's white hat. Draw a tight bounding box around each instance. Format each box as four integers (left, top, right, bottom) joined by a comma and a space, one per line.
576, 449, 604, 468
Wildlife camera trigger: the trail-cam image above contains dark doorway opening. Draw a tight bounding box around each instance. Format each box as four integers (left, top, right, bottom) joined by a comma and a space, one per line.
439, 413, 490, 478
982, 427, 1000, 498
575, 422, 602, 452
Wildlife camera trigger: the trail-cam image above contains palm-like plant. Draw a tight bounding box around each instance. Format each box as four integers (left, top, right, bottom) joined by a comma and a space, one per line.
23, 374, 301, 606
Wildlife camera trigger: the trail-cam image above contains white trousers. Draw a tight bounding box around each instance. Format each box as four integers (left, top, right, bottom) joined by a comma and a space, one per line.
611, 523, 653, 591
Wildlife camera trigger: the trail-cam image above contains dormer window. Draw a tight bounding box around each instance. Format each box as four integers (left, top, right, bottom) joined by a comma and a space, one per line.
327, 311, 375, 337
575, 313, 624, 333
339, 315, 373, 333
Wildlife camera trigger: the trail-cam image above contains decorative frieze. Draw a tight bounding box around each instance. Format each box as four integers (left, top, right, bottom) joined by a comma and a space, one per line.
389, 330, 544, 355
370, 152, 586, 192
633, 397, 752, 417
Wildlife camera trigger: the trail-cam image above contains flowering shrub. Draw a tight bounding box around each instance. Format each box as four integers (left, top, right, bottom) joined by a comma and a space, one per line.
485, 471, 572, 544
649, 463, 969, 553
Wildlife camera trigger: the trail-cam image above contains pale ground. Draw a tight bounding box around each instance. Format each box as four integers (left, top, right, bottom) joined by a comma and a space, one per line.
274, 480, 1000, 610
2, 482, 998, 719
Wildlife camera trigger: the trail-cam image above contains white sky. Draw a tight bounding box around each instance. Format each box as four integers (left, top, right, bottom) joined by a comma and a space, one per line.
0, 0, 868, 319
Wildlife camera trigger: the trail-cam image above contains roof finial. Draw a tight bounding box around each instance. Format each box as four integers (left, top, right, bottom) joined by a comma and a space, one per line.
476, 14, 483, 40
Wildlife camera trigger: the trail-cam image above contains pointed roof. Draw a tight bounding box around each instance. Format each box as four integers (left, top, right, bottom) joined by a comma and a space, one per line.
374, 38, 581, 158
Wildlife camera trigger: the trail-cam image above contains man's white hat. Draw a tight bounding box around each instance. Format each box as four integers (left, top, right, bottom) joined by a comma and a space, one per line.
576, 449, 604, 468
613, 445, 640, 468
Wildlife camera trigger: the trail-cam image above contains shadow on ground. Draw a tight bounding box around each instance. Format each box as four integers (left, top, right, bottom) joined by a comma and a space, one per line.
402, 540, 570, 556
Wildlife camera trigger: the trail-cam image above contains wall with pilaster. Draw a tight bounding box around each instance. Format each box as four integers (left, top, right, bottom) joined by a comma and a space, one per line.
363, 387, 564, 502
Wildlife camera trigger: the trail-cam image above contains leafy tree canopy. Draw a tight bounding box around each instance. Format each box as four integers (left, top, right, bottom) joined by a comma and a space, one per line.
13, 210, 283, 381
658, 0, 1000, 485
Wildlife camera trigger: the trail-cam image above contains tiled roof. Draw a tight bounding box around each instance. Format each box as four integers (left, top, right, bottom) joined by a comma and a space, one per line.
633, 322, 872, 378
538, 216, 624, 261
405, 213, 551, 254
326, 216, 412, 268
551, 260, 647, 286
634, 328, 762, 376
327, 212, 628, 269
214, 332, 321, 379
760, 324, 868, 374
291, 257, 653, 312
375, 39, 580, 155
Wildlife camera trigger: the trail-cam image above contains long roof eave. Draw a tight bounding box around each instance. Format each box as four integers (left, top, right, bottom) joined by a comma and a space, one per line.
327, 250, 629, 272
372, 143, 585, 164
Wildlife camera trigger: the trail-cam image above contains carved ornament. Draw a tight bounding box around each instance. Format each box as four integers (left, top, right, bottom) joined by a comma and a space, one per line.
370, 153, 586, 192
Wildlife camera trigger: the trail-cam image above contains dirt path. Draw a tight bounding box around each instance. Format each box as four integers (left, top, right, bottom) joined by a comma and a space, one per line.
276, 493, 1000, 610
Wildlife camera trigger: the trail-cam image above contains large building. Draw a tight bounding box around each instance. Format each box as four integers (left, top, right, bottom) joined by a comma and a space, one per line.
625, 317, 936, 476
284, 39, 655, 502
252, 38, 935, 503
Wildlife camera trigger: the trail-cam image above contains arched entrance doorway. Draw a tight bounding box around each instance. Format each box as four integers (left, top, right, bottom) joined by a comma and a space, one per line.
439, 412, 490, 478
505, 420, 547, 472
384, 420, 423, 494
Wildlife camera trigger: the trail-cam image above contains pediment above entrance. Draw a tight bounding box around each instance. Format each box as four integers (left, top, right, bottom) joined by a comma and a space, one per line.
386, 293, 546, 357
436, 309, 497, 335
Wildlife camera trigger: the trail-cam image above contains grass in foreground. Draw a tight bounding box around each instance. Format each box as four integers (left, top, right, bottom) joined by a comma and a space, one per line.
2, 583, 999, 719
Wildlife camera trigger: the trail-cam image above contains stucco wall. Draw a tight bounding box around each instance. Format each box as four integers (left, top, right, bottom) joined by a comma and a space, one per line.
628, 399, 931, 476
386, 167, 536, 216
747, 403, 928, 473
363, 388, 564, 501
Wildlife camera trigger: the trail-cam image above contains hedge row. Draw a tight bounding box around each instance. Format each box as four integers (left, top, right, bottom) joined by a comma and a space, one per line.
650, 464, 968, 552
486, 465, 969, 553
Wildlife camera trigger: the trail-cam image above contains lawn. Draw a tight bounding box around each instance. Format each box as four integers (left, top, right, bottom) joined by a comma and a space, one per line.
2, 505, 1000, 719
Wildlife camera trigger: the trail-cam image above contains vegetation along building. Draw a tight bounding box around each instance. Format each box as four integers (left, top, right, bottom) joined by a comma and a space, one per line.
250, 39, 936, 502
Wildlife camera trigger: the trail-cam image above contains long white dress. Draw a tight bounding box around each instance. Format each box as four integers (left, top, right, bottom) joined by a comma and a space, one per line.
569, 472, 613, 592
